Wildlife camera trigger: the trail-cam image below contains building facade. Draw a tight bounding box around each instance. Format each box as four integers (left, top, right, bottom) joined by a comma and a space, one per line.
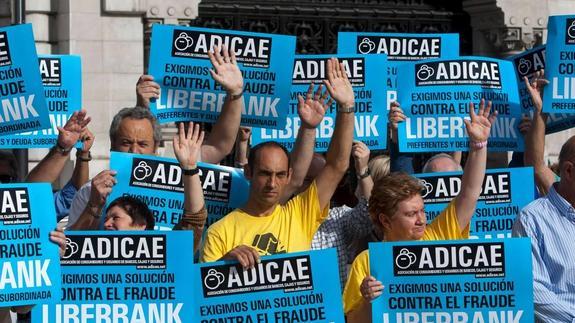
0, 0, 572, 180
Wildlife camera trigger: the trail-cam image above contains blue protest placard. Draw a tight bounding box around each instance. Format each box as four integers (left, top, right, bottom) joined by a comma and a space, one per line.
0, 183, 61, 306
148, 24, 296, 129
370, 238, 533, 323
0, 24, 50, 136
543, 15, 575, 114
337, 33, 459, 110
508, 46, 575, 133
33, 231, 196, 323
396, 56, 523, 152
194, 249, 344, 323
1, 55, 82, 148
415, 167, 535, 239
109, 151, 249, 230
251, 54, 388, 151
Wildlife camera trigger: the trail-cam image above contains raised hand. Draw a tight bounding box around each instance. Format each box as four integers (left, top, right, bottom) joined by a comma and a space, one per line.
352, 141, 370, 174
57, 109, 91, 150
297, 83, 333, 129
323, 57, 355, 109
208, 46, 243, 96
464, 99, 498, 144
89, 170, 117, 208
238, 126, 251, 143
388, 101, 406, 130
173, 122, 205, 169
79, 128, 94, 153
523, 69, 549, 113
136, 74, 160, 108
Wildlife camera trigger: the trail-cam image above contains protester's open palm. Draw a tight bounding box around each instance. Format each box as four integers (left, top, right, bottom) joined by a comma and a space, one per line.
523, 69, 549, 113
323, 58, 354, 108
173, 122, 204, 169
298, 83, 333, 129
208, 46, 243, 95
58, 109, 90, 150
464, 99, 497, 143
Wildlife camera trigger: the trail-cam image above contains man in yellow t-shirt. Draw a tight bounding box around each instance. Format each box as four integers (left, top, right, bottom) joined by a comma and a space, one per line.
344, 99, 498, 323
201, 58, 356, 267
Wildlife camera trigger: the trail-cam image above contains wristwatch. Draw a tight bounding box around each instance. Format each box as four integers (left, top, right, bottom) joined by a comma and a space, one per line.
53, 143, 72, 155
357, 167, 370, 179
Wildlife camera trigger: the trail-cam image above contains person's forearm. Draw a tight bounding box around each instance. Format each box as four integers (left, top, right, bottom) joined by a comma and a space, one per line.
358, 175, 374, 200
183, 173, 204, 214
26, 148, 69, 183
280, 126, 316, 203
326, 110, 354, 172
71, 151, 90, 190
202, 96, 242, 163
68, 203, 101, 230
525, 112, 555, 194
460, 146, 486, 201
347, 301, 371, 323
234, 140, 249, 167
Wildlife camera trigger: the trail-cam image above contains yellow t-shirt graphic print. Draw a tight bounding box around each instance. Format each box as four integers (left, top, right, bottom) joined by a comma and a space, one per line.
251, 233, 286, 255
200, 181, 328, 262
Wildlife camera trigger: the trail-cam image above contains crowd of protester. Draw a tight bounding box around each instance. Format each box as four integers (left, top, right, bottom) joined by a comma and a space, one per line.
1, 43, 574, 323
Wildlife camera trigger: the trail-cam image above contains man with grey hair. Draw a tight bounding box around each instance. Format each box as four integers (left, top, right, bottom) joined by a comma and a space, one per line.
67, 46, 244, 229
421, 153, 463, 173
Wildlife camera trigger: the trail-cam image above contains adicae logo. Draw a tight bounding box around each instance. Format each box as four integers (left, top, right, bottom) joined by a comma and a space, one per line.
204, 268, 225, 290
568, 21, 575, 39
517, 58, 532, 76
174, 32, 194, 51
133, 161, 153, 181
358, 38, 376, 54
416, 64, 435, 81
419, 179, 434, 198
63, 238, 79, 259
395, 248, 417, 269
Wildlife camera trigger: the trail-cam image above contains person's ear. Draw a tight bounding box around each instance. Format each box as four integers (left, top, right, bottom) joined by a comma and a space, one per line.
379, 213, 391, 232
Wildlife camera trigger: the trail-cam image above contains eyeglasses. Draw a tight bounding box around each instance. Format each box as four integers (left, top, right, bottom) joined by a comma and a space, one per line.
0, 174, 15, 183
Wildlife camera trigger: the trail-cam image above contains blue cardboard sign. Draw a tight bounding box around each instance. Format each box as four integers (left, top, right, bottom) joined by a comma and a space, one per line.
0, 183, 61, 306
543, 15, 575, 114
33, 231, 196, 323
396, 56, 523, 152
0, 24, 50, 136
1, 55, 82, 148
194, 249, 344, 323
370, 238, 534, 323
508, 46, 575, 133
108, 152, 249, 230
148, 24, 296, 129
415, 167, 535, 239
337, 33, 459, 110
251, 54, 388, 151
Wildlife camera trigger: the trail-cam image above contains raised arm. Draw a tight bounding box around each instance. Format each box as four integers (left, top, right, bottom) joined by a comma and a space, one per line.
314, 58, 355, 210
523, 70, 555, 195
234, 127, 251, 168
352, 141, 373, 200
27, 110, 91, 183
280, 83, 332, 203
71, 128, 94, 190
172, 122, 207, 253
454, 99, 497, 231
201, 46, 244, 164
67, 170, 117, 230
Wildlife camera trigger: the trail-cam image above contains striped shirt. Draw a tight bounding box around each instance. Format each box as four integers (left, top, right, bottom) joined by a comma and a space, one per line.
512, 183, 575, 323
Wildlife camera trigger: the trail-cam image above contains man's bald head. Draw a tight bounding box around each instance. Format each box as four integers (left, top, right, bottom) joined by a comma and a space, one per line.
559, 135, 575, 170
422, 153, 462, 173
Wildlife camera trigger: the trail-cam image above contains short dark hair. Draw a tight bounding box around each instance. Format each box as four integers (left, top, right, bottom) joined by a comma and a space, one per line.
247, 141, 291, 172
106, 196, 155, 230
